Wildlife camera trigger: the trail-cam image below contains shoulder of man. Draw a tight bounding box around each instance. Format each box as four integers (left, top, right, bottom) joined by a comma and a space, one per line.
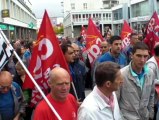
11, 82, 22, 97
98, 52, 111, 62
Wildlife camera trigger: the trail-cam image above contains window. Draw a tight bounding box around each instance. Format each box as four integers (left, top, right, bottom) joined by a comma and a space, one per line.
131, 1, 149, 17
71, 3, 75, 10
83, 3, 87, 10
113, 8, 122, 20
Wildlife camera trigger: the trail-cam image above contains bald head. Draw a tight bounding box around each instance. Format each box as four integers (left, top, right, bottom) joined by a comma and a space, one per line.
0, 71, 13, 93
49, 67, 70, 83
48, 67, 71, 101
100, 41, 109, 54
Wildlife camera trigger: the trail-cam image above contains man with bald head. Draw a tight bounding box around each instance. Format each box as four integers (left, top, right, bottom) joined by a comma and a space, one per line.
0, 71, 26, 120
34, 67, 78, 120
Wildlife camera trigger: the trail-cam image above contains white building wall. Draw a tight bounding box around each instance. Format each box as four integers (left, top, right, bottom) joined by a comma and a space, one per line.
119, 0, 129, 4
0, 0, 2, 22
63, 0, 103, 17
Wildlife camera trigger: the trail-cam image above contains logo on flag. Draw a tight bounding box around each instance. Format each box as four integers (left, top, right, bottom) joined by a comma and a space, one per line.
120, 20, 133, 49
144, 11, 159, 55
23, 11, 69, 107
0, 30, 13, 71
86, 18, 104, 65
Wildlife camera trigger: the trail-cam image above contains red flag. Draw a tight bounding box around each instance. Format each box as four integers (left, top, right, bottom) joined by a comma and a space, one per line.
120, 20, 133, 49
23, 11, 69, 107
144, 31, 159, 55
80, 25, 87, 40
86, 18, 104, 65
144, 11, 159, 55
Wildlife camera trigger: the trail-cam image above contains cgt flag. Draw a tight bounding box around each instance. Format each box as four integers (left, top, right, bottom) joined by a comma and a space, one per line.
86, 18, 104, 66
0, 29, 13, 71
144, 11, 159, 55
120, 20, 133, 49
23, 11, 69, 107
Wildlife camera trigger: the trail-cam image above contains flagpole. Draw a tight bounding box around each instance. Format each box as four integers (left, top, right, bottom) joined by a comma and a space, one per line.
71, 82, 79, 101
0, 30, 62, 120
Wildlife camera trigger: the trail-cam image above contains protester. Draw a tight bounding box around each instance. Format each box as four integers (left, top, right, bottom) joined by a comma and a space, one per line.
0, 71, 26, 120
78, 62, 123, 120
98, 35, 127, 68
71, 43, 87, 101
61, 43, 75, 64
116, 42, 155, 120
146, 42, 159, 120
123, 33, 140, 63
76, 36, 85, 50
92, 40, 109, 86
33, 67, 78, 120
15, 61, 33, 120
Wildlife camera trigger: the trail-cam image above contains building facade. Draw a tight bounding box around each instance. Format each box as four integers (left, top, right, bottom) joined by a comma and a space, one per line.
0, 0, 37, 42
112, 3, 129, 35
64, 10, 112, 38
103, 0, 119, 9
63, 0, 159, 38
63, 0, 120, 38
129, 0, 157, 32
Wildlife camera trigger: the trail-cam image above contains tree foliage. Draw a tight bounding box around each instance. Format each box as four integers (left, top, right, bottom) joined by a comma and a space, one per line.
53, 25, 64, 34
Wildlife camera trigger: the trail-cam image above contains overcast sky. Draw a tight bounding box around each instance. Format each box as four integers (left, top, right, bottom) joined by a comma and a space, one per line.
30, 0, 63, 18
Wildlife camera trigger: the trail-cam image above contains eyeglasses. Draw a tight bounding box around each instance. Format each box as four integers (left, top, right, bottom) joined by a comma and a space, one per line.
0, 85, 11, 91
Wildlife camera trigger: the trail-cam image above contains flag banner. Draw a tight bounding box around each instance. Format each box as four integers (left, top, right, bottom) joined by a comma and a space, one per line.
120, 20, 133, 49
80, 25, 87, 40
144, 31, 159, 54
23, 11, 69, 107
86, 18, 104, 65
0, 30, 13, 71
144, 11, 159, 55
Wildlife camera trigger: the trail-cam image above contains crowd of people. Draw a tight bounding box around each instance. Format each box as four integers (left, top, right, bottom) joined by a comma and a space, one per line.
0, 29, 159, 120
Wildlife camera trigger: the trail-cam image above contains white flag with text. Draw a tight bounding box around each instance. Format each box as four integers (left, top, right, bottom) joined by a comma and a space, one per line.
0, 30, 13, 71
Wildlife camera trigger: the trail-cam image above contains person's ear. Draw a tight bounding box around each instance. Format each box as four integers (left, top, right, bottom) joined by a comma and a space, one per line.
105, 81, 111, 88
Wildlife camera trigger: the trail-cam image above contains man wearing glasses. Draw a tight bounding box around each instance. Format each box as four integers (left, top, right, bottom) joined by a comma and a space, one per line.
0, 71, 26, 120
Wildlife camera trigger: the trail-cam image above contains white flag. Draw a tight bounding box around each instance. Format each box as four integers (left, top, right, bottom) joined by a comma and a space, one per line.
0, 30, 13, 71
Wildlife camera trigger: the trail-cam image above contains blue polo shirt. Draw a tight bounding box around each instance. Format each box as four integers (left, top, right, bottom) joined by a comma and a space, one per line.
0, 90, 14, 120
98, 51, 127, 68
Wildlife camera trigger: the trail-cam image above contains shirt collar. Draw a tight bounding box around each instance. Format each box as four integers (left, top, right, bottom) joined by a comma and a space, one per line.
94, 86, 114, 110
130, 62, 149, 77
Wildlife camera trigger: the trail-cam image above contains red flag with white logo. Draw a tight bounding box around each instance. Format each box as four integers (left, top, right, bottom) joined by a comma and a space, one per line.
144, 11, 159, 55
120, 20, 133, 49
86, 18, 104, 65
23, 11, 69, 107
